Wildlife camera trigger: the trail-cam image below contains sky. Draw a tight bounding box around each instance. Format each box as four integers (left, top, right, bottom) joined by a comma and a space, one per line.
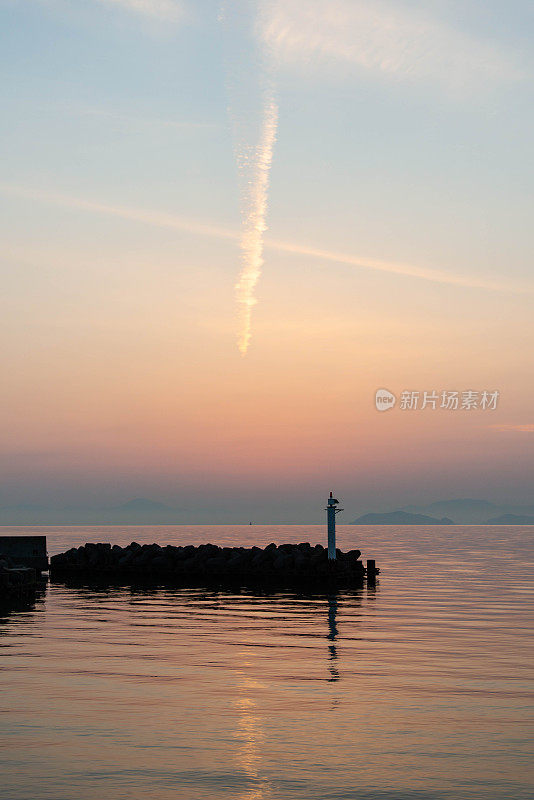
0, 0, 533, 521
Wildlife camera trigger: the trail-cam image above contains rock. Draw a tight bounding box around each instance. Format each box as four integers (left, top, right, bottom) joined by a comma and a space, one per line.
294, 554, 309, 574
181, 556, 200, 572
118, 552, 134, 568
251, 551, 270, 568
137, 549, 155, 566
273, 553, 292, 571
151, 556, 173, 571
311, 551, 327, 567
226, 554, 245, 573
203, 556, 226, 575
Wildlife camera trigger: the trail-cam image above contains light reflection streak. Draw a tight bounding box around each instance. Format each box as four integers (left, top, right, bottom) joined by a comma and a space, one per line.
233, 655, 272, 800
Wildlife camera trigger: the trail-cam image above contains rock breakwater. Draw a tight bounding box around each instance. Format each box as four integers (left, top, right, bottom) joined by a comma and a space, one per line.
50, 541, 373, 587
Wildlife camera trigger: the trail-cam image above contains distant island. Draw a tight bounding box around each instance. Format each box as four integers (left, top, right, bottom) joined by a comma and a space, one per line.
349, 499, 534, 525
351, 511, 454, 525
485, 514, 534, 525
398, 498, 534, 524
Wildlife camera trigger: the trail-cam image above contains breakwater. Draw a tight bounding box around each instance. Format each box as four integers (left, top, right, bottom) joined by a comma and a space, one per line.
50, 541, 378, 587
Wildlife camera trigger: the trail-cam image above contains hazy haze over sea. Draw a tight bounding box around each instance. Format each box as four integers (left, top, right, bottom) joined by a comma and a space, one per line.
1, 524, 533, 800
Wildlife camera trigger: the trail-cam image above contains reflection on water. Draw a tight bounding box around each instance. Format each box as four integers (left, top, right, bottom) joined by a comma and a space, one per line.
231, 592, 356, 799
0, 525, 533, 800
234, 667, 272, 800
327, 593, 340, 682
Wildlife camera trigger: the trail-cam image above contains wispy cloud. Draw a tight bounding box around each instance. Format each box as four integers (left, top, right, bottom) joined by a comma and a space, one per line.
259, 0, 521, 92
95, 0, 184, 23
264, 237, 527, 294
1, 183, 531, 296
0, 184, 236, 241
490, 424, 534, 433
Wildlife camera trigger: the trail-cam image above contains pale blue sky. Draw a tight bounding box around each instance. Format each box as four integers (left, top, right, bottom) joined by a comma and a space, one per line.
2, 0, 533, 276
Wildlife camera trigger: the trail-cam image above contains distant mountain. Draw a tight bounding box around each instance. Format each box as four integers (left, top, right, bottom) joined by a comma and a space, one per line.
351, 511, 453, 525
486, 514, 534, 525
401, 499, 499, 523
0, 498, 180, 525
401, 499, 534, 524
0, 503, 50, 512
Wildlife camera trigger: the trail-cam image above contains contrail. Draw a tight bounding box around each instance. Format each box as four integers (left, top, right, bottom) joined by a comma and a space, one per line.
234, 85, 278, 355
221, 0, 278, 354
0, 183, 530, 296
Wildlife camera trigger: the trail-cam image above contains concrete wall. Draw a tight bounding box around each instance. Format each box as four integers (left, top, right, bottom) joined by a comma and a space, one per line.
0, 537, 48, 570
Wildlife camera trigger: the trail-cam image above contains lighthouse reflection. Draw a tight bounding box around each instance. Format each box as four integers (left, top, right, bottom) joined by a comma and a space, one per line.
326, 588, 370, 683
327, 593, 340, 682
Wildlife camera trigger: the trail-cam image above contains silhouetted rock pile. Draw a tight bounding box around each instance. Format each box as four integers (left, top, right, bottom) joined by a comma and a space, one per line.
50, 541, 368, 586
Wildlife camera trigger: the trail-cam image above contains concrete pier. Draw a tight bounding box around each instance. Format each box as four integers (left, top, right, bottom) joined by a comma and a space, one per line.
0, 536, 48, 573
0, 558, 39, 601
0, 537, 47, 601
366, 559, 377, 585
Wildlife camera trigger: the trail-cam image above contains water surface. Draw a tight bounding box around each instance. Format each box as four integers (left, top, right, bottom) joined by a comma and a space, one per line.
1, 525, 533, 799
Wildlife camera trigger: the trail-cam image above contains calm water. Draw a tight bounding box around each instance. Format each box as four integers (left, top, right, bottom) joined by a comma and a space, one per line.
1, 525, 533, 800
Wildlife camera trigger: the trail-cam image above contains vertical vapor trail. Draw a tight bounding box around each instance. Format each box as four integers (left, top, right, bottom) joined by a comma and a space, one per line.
221, 0, 278, 355
235, 84, 278, 355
